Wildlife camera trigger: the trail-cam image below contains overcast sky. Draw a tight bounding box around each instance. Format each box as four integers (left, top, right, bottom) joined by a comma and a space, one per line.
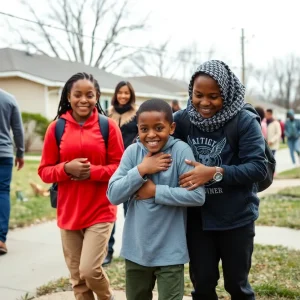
1, 0, 300, 80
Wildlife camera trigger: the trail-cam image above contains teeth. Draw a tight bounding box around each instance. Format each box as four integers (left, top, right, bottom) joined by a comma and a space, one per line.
147, 141, 159, 146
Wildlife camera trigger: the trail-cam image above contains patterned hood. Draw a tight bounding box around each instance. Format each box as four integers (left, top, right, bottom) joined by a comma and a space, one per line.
187, 60, 245, 132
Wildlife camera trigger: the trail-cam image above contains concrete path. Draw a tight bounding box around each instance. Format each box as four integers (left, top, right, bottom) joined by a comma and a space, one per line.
0, 148, 296, 300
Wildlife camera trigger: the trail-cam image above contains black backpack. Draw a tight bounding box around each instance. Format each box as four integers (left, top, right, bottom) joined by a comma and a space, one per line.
49, 114, 109, 208
174, 104, 276, 192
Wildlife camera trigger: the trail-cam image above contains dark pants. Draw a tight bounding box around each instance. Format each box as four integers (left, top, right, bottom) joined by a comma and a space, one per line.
125, 259, 184, 300
108, 200, 128, 254
0, 157, 13, 243
187, 216, 255, 300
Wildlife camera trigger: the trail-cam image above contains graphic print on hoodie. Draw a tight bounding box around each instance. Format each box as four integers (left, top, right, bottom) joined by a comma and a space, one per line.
188, 136, 226, 187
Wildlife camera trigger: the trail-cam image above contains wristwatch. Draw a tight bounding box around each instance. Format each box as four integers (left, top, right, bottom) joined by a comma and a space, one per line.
213, 166, 223, 182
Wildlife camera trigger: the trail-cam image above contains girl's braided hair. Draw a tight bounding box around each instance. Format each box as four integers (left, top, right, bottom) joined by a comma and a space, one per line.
54, 72, 106, 120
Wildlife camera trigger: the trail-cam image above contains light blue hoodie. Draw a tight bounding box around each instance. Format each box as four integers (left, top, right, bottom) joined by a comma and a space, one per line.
107, 136, 205, 267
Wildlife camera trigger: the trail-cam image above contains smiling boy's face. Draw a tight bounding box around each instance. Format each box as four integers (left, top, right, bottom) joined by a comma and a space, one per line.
138, 110, 176, 153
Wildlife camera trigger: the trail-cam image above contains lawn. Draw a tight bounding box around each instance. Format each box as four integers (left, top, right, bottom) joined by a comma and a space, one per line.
275, 167, 300, 179
279, 142, 288, 150
36, 245, 300, 299
10, 160, 55, 229
258, 186, 300, 229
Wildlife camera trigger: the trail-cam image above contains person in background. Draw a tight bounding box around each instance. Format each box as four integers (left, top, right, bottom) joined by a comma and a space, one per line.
38, 72, 124, 300
284, 109, 300, 164
104, 81, 138, 266
278, 119, 285, 143
265, 109, 282, 156
254, 106, 268, 139
107, 99, 205, 300
171, 99, 181, 112
174, 60, 267, 300
0, 89, 24, 255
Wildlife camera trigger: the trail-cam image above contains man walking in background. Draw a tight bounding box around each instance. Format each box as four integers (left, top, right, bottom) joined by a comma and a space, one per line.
285, 109, 300, 165
265, 109, 282, 156
0, 89, 25, 255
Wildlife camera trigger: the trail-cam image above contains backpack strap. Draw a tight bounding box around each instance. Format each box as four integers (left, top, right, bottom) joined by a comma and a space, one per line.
55, 118, 66, 148
98, 114, 109, 149
55, 115, 109, 149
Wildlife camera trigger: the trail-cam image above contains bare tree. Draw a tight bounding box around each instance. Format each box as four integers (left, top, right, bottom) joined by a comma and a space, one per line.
128, 41, 215, 80
128, 40, 183, 78
6, 0, 147, 71
271, 55, 300, 108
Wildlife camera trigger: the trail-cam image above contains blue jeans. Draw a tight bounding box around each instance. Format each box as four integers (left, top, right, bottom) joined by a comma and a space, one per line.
0, 157, 13, 243
287, 138, 300, 164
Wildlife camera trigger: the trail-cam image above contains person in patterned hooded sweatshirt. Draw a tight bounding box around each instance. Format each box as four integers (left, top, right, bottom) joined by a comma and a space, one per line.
174, 60, 267, 300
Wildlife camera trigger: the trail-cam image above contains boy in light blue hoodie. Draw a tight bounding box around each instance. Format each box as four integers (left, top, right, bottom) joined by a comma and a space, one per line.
107, 99, 205, 300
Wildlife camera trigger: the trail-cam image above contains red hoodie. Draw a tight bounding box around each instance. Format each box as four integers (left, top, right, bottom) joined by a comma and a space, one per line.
38, 109, 124, 230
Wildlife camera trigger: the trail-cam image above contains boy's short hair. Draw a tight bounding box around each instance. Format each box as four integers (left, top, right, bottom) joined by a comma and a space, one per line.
137, 99, 173, 124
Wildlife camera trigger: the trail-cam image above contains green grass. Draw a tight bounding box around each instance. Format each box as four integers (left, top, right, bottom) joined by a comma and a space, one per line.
258, 186, 300, 229
279, 142, 288, 150
24, 151, 42, 156
275, 167, 300, 179
10, 160, 55, 229
36, 245, 300, 299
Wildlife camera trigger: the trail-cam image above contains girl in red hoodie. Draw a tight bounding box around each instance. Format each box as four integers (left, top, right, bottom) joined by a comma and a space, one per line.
38, 72, 124, 300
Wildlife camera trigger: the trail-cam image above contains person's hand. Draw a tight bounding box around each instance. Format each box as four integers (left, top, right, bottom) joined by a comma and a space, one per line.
64, 158, 90, 179
137, 152, 172, 177
134, 179, 156, 200
179, 160, 215, 190
15, 157, 24, 171
268, 141, 273, 146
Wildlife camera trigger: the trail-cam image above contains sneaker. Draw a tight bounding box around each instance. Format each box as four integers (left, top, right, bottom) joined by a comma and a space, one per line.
102, 252, 113, 266
0, 241, 7, 255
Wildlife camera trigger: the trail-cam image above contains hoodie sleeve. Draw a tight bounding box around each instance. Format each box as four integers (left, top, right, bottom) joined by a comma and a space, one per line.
38, 121, 70, 183
221, 114, 268, 185
155, 145, 205, 207
89, 119, 124, 182
107, 145, 147, 205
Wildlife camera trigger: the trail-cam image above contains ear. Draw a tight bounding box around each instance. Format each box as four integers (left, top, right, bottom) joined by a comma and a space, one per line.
170, 122, 176, 135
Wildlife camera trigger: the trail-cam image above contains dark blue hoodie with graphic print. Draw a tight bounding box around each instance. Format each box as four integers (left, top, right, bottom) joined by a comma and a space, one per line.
174, 109, 267, 230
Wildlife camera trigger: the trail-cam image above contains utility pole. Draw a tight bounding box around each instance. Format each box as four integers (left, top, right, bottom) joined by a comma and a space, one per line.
241, 28, 245, 85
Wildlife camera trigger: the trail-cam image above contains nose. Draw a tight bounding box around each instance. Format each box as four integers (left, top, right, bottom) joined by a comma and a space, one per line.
200, 97, 211, 106
147, 129, 157, 138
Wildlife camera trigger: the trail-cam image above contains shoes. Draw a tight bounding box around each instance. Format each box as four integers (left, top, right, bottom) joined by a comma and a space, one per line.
102, 252, 113, 266
0, 241, 7, 255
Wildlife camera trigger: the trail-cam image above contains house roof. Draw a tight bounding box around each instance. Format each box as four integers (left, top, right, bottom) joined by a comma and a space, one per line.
128, 75, 188, 93
0, 48, 178, 99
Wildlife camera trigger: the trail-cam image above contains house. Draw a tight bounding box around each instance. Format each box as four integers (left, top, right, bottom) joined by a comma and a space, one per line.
128, 76, 189, 108
0, 48, 185, 120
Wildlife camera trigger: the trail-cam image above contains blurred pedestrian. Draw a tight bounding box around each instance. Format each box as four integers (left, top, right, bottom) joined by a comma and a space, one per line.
278, 119, 285, 143
104, 81, 138, 266
265, 109, 282, 156
171, 99, 181, 112
284, 109, 300, 164
0, 89, 24, 255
